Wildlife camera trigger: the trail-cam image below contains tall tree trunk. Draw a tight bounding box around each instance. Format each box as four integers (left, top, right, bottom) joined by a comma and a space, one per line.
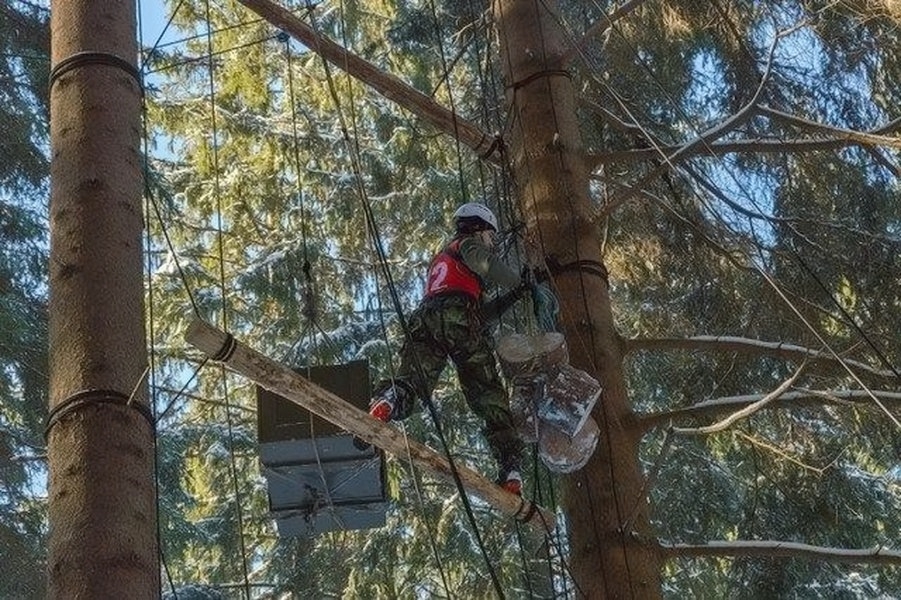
492, 1, 662, 597
47, 0, 158, 597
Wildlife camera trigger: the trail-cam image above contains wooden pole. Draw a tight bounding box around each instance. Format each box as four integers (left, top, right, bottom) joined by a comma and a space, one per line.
235, 0, 500, 160
493, 0, 662, 595
47, 0, 157, 597
186, 318, 556, 533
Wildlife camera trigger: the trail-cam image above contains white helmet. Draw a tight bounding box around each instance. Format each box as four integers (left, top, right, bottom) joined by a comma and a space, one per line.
453, 202, 498, 232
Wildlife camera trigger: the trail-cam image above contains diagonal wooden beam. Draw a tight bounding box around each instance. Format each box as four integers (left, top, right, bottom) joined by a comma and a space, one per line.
236, 0, 501, 160
186, 318, 556, 534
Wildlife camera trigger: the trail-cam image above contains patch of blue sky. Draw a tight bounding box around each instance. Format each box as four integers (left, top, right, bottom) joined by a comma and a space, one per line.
682, 48, 731, 127
752, 3, 885, 130
754, 3, 827, 78
138, 0, 177, 47
754, 16, 895, 187
691, 155, 778, 251
678, 40, 777, 247
676, 3, 896, 250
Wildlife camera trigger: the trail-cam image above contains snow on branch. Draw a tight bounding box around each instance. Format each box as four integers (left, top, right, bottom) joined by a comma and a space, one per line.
625, 335, 895, 378
638, 388, 901, 431
669, 362, 804, 435
659, 540, 901, 565
588, 114, 901, 166
758, 107, 901, 149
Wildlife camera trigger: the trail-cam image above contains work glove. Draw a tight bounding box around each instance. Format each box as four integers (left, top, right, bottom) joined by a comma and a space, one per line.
530, 283, 559, 331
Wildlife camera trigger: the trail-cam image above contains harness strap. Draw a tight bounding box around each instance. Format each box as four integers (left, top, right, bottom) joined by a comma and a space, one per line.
46, 389, 154, 438
546, 254, 609, 284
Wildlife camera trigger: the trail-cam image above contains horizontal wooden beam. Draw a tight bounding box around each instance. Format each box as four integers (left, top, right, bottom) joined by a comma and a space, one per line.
186, 318, 556, 534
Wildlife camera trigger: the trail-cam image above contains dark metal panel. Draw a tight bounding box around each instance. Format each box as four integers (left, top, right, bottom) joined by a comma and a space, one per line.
259, 433, 378, 467
256, 359, 371, 442
264, 457, 386, 509
255, 360, 388, 535
272, 501, 389, 535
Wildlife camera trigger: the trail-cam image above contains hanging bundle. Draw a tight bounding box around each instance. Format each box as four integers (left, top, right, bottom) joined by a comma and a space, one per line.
496, 332, 602, 473
530, 283, 559, 332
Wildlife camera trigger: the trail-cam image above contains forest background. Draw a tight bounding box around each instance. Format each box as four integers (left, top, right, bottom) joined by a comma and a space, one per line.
2, 0, 900, 598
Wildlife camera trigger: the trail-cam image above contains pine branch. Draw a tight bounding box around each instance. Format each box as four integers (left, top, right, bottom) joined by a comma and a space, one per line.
561, 0, 652, 66
659, 540, 901, 565
592, 37, 774, 219
587, 25, 901, 217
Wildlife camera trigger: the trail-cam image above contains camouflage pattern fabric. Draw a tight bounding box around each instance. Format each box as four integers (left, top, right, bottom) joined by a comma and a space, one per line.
373, 293, 523, 470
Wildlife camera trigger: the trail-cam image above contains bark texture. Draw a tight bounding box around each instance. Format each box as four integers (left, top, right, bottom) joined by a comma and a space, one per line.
492, 1, 662, 597
47, 0, 158, 597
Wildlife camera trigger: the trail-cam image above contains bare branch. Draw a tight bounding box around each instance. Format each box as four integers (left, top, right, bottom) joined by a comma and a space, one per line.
593, 40, 773, 219
671, 362, 805, 435
625, 335, 894, 378
588, 135, 901, 166
660, 540, 901, 565
754, 267, 901, 429
638, 388, 901, 431
736, 430, 842, 474
581, 97, 649, 138
758, 106, 901, 148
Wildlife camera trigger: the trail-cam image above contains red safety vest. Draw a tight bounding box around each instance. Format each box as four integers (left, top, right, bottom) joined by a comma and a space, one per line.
424, 238, 482, 300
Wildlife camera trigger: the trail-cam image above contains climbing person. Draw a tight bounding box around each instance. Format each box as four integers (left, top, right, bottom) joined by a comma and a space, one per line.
363, 201, 556, 496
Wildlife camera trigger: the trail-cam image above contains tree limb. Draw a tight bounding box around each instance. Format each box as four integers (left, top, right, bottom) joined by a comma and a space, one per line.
659, 540, 901, 565
235, 0, 499, 159
670, 362, 805, 435
588, 134, 901, 166
593, 39, 773, 219
638, 388, 901, 431
625, 335, 894, 378
758, 106, 901, 147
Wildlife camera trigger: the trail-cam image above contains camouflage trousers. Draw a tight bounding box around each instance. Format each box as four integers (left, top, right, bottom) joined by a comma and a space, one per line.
373, 293, 523, 471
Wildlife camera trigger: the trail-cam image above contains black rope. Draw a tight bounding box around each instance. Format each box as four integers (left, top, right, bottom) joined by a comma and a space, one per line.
202, 1, 251, 595
499, 1, 609, 591
50, 51, 143, 92
545, 254, 609, 284
479, 132, 505, 160
426, 0, 469, 199
45, 389, 155, 438
508, 68, 571, 91
211, 332, 238, 362
282, 34, 320, 331
140, 0, 187, 72
295, 2, 464, 593
513, 498, 539, 524
308, 1, 455, 590
304, 1, 505, 594
136, 3, 180, 594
